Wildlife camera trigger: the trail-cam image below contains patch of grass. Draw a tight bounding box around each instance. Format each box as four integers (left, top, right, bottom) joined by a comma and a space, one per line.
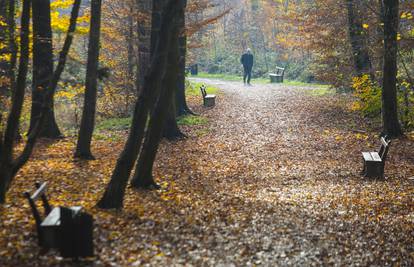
284, 80, 330, 88
306, 87, 335, 96
93, 132, 124, 142
195, 128, 210, 137
195, 72, 243, 81
186, 82, 220, 96
194, 72, 328, 87
195, 72, 269, 84
96, 117, 132, 131
177, 115, 208, 126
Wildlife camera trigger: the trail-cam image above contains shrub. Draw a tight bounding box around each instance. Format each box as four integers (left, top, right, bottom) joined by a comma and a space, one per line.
351, 75, 382, 117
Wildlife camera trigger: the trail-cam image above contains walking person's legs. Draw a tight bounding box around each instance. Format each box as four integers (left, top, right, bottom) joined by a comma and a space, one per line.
243, 67, 248, 84
247, 68, 252, 85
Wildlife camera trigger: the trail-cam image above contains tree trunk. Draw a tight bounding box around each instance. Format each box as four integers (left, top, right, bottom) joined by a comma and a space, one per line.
75, 0, 102, 160
126, 3, 136, 100
0, 0, 80, 203
381, 0, 402, 137
176, 36, 194, 116
175, 0, 194, 116
163, 96, 185, 140
130, 0, 182, 189
30, 0, 62, 139
163, 0, 185, 139
346, 0, 373, 78
137, 0, 153, 94
0, 2, 9, 112
97, 0, 180, 209
152, 0, 185, 138
0, 0, 31, 203
0, 0, 15, 113
0, 165, 13, 203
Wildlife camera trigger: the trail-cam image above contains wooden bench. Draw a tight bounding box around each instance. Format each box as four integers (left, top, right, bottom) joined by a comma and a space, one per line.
24, 182, 94, 258
200, 84, 216, 107
361, 136, 391, 178
269, 66, 285, 83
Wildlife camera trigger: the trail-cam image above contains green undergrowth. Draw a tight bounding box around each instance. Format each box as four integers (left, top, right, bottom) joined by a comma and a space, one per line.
194, 72, 268, 84
96, 117, 132, 131
193, 72, 329, 88
177, 115, 208, 126
187, 82, 220, 96
305, 87, 335, 96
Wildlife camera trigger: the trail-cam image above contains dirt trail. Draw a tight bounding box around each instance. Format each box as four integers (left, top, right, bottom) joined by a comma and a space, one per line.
1, 78, 413, 266
170, 77, 414, 266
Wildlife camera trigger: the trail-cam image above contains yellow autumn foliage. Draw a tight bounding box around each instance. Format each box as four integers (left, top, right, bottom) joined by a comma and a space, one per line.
50, 0, 89, 34
351, 74, 382, 117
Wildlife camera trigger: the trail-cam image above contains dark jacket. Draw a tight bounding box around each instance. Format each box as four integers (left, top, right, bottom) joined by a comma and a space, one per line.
241, 53, 254, 69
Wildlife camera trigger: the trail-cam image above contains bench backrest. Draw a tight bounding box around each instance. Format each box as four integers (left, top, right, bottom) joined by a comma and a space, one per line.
24, 182, 52, 228
275, 66, 285, 76
378, 136, 391, 163
200, 85, 207, 98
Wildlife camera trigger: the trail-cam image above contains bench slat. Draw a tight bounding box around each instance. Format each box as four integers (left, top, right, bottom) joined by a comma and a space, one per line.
381, 137, 389, 147
362, 152, 373, 161
41, 206, 83, 227
31, 182, 47, 201
41, 207, 61, 227
370, 152, 382, 162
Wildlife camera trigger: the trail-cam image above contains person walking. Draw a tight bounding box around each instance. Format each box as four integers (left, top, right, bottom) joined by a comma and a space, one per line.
241, 48, 254, 85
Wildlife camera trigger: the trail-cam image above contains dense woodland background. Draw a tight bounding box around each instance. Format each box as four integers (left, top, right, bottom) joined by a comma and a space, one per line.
0, 0, 413, 265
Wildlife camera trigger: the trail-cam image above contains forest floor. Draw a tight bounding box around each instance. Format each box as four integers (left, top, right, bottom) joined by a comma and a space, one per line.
1, 78, 414, 266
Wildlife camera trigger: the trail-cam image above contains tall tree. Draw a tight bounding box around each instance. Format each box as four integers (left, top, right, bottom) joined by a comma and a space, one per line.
97, 0, 180, 209
163, 99, 185, 139
160, 0, 185, 140
30, 0, 62, 138
175, 0, 194, 116
346, 0, 373, 78
75, 0, 103, 159
0, 0, 83, 203
0, 1, 9, 112
130, 0, 182, 188
137, 0, 153, 93
0, 0, 16, 114
0, 0, 31, 203
381, 0, 402, 137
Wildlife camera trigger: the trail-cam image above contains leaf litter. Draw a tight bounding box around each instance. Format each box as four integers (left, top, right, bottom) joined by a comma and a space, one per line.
0, 78, 413, 266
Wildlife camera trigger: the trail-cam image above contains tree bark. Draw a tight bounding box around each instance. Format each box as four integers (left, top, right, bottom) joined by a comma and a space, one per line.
0, 2, 9, 112
0, 0, 81, 203
130, 0, 182, 189
75, 0, 102, 160
97, 0, 180, 209
163, 0, 185, 139
381, 0, 402, 137
163, 96, 185, 140
175, 0, 194, 116
137, 0, 153, 94
346, 0, 373, 78
0, 0, 31, 203
0, 0, 15, 113
30, 0, 62, 139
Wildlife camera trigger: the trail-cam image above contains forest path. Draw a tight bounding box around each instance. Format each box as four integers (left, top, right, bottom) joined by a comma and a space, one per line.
167, 77, 414, 266
2, 79, 412, 266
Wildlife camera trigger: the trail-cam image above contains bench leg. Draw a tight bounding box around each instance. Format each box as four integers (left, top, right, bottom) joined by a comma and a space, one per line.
380, 164, 385, 179
361, 160, 367, 176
